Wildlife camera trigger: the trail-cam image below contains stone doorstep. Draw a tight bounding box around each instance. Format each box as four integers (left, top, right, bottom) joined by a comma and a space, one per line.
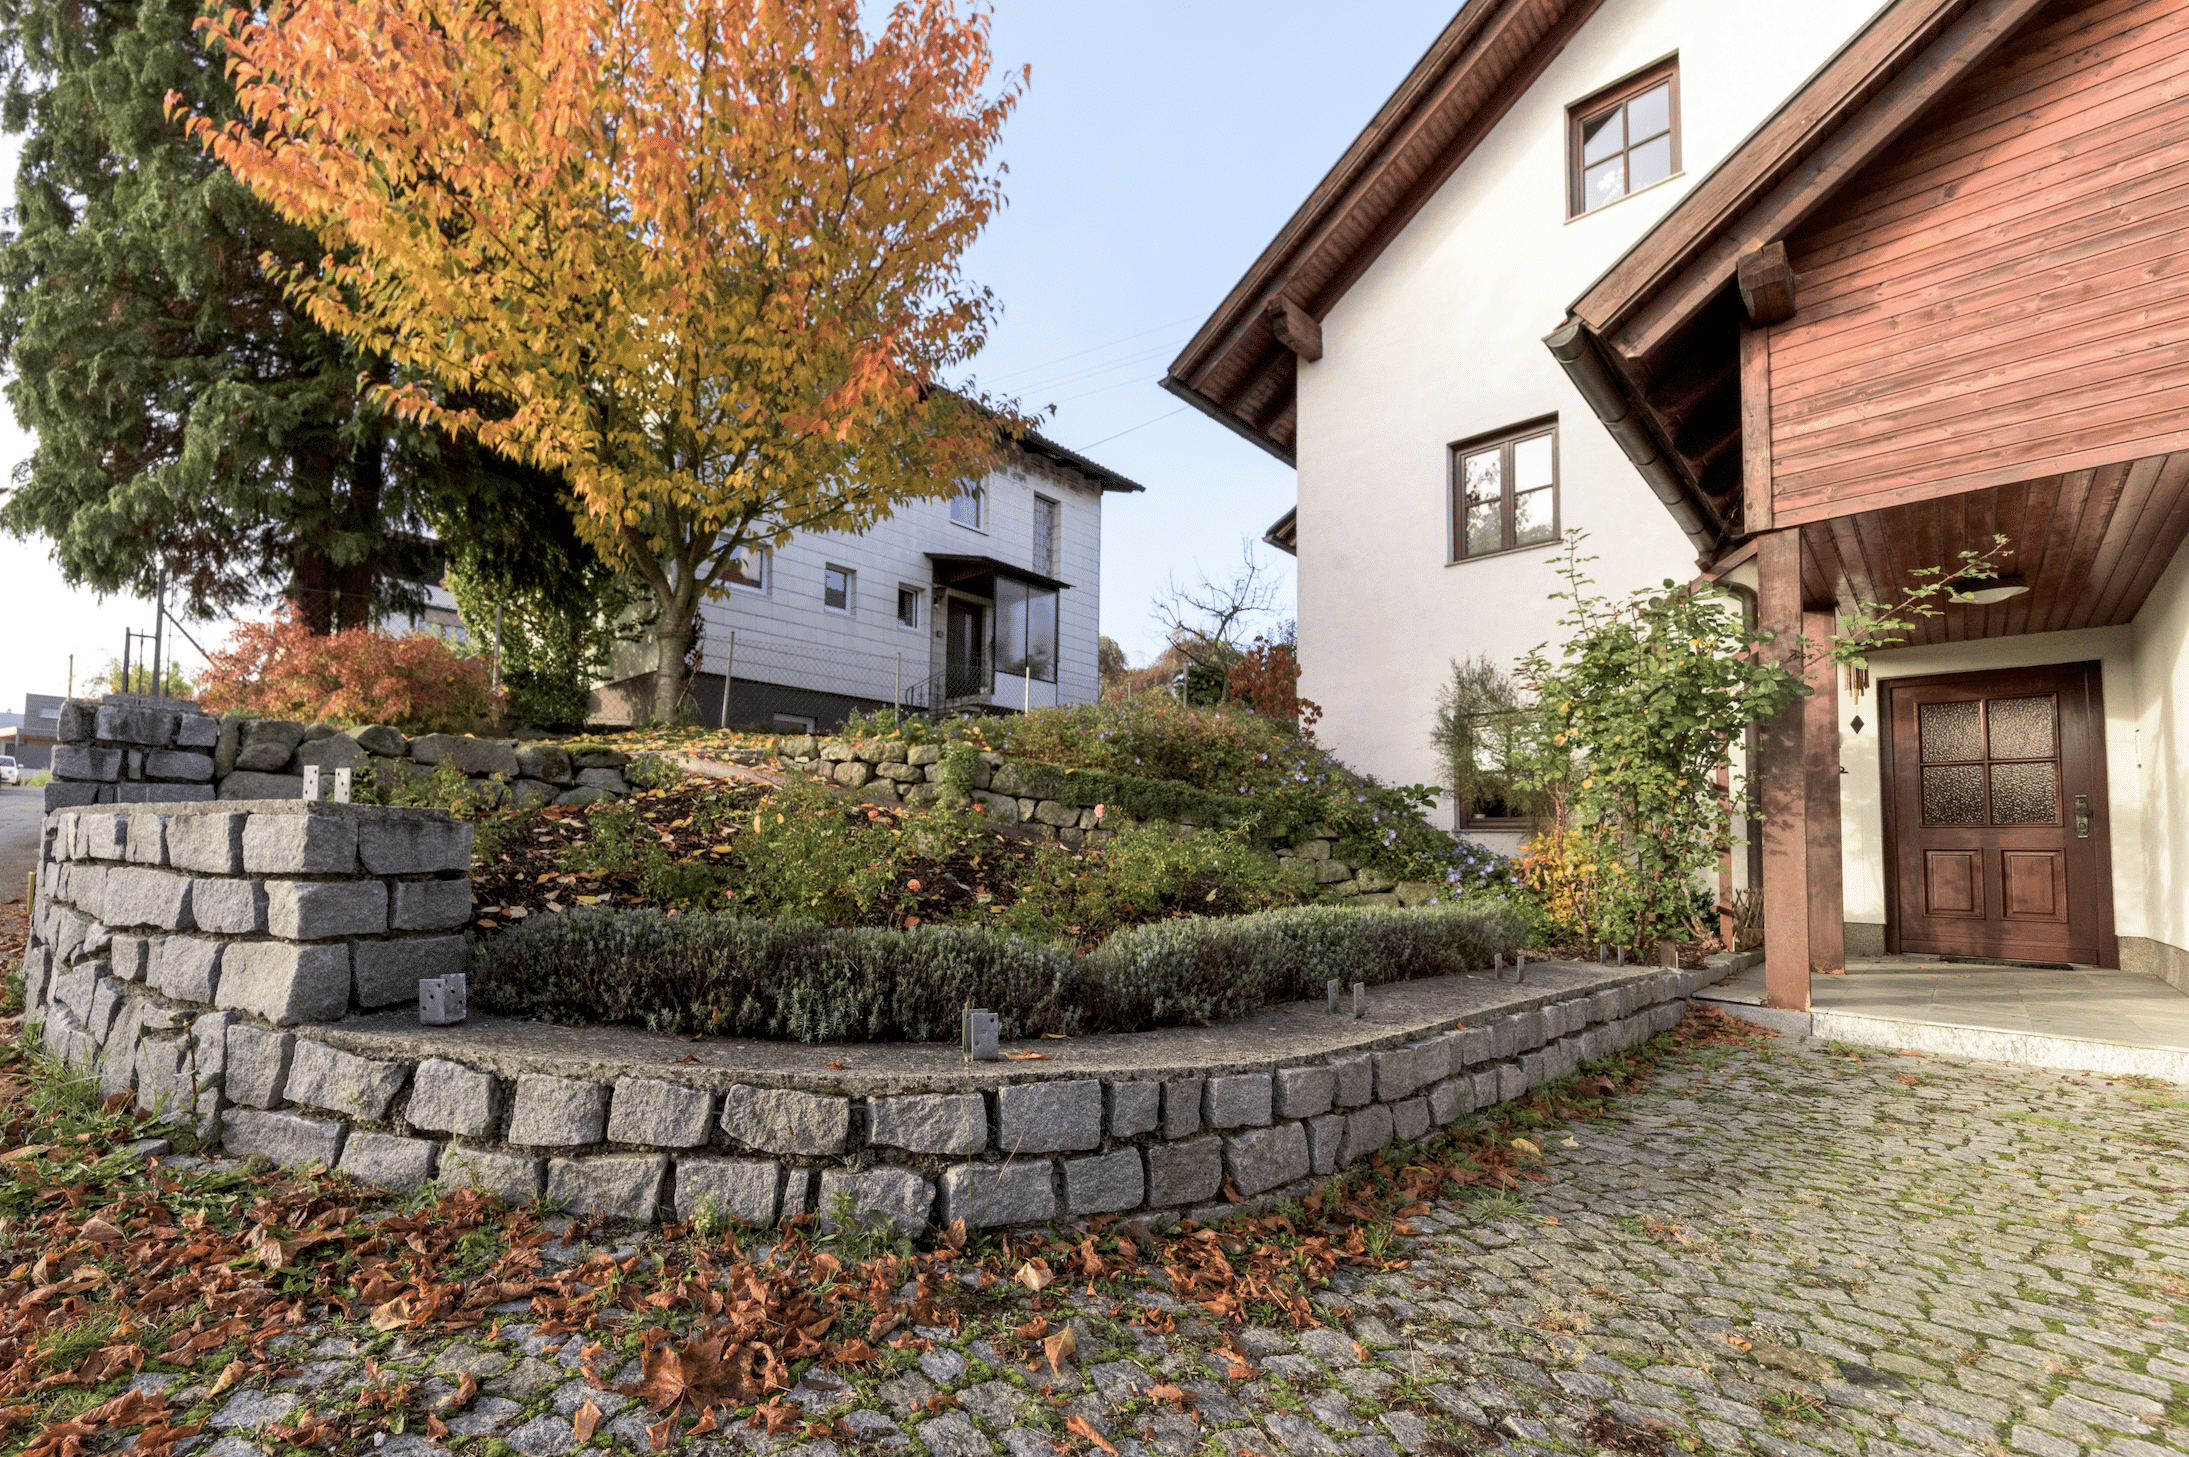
301, 960, 1684, 1097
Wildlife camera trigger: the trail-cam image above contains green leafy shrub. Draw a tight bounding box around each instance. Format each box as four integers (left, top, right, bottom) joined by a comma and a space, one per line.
469, 897, 1525, 1042
623, 753, 682, 790
991, 825, 1316, 945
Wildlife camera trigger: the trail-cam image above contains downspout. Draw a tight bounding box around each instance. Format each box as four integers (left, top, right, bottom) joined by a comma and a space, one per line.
1543, 320, 1716, 555
1722, 580, 1766, 900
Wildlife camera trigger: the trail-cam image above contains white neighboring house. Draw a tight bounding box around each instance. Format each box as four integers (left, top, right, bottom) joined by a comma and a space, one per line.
383, 578, 469, 645
589, 432, 1146, 731
1167, 0, 1881, 850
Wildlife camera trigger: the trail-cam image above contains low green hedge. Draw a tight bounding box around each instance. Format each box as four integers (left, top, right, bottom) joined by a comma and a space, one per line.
468, 898, 1525, 1043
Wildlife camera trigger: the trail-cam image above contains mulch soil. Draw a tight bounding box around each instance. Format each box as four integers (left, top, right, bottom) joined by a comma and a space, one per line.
463, 776, 1074, 938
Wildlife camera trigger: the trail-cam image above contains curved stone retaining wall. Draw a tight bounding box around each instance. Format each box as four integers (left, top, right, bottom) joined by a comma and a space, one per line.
41, 693, 638, 814
21, 797, 1697, 1234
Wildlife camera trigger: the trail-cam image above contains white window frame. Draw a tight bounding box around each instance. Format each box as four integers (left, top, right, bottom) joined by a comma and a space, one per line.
823, 563, 856, 615
723, 543, 771, 595
950, 481, 986, 532
1032, 494, 1059, 578
896, 584, 924, 632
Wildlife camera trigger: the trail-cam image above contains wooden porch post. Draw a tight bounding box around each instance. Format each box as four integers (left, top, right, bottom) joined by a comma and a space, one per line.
1802, 607, 1846, 982
1751, 525, 1838, 1010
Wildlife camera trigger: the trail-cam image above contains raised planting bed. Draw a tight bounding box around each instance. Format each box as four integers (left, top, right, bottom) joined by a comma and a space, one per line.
460, 768, 1455, 952
22, 796, 1674, 1235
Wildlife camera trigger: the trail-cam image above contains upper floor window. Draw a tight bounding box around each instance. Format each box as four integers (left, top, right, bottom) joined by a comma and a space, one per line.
1032, 495, 1058, 576
724, 543, 770, 594
823, 564, 855, 614
1569, 60, 1678, 216
950, 481, 984, 530
896, 586, 922, 630
1453, 419, 1558, 560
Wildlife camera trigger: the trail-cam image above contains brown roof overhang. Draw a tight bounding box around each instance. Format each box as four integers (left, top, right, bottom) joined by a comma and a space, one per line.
926, 554, 1074, 593
1544, 0, 2051, 556
1163, 0, 1609, 465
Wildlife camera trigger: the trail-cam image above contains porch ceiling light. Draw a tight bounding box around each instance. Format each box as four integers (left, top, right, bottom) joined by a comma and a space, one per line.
1948, 574, 2030, 606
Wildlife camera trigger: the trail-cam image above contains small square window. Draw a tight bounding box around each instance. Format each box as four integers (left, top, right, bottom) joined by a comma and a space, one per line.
1452, 419, 1559, 560
1569, 60, 1679, 217
724, 543, 770, 593
950, 482, 984, 530
897, 586, 922, 630
823, 565, 854, 613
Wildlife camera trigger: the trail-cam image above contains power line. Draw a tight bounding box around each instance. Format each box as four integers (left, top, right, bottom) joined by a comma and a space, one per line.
981, 314, 1200, 388
1076, 405, 1189, 452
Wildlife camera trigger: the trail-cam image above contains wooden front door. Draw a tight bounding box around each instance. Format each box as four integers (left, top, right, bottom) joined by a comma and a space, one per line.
1883, 662, 2113, 966
945, 599, 986, 699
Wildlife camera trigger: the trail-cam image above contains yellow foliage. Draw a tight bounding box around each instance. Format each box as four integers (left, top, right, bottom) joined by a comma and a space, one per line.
175, 0, 1031, 716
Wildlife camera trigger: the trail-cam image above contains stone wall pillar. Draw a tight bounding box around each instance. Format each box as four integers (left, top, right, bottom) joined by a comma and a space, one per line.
44, 694, 219, 813
22, 798, 472, 1130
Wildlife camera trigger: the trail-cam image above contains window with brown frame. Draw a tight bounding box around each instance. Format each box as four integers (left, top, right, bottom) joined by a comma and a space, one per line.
1452, 418, 1559, 561
1568, 59, 1679, 217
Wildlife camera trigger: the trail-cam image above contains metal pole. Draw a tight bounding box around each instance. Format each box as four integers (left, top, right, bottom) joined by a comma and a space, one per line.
150, 564, 166, 700
894, 652, 901, 731
718, 631, 734, 731
120, 629, 130, 697
491, 601, 502, 696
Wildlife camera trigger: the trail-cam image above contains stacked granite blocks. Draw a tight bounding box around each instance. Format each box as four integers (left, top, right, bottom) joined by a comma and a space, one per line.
20, 786, 1690, 1231
41, 694, 221, 813
113, 976, 1685, 1233
22, 799, 473, 1138
44, 692, 636, 812
768, 734, 1441, 905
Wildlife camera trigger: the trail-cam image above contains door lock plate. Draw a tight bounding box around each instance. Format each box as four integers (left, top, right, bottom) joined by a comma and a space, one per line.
2075, 794, 2091, 838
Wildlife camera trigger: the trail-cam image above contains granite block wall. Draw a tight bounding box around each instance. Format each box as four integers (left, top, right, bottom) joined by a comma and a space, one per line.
19, 790, 1695, 1235
42, 694, 636, 814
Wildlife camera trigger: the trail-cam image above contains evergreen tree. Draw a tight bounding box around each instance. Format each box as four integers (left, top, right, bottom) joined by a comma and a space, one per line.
0, 0, 586, 630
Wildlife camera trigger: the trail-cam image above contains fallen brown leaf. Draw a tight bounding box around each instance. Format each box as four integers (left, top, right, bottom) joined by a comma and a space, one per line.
206, 1360, 247, 1400
1043, 1325, 1077, 1376
1067, 1412, 1119, 1454
573, 1399, 603, 1442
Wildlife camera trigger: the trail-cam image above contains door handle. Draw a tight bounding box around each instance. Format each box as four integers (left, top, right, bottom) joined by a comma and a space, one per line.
2075, 794, 2091, 838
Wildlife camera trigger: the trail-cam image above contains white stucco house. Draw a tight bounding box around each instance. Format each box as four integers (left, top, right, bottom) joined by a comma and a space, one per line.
590, 432, 1145, 731
1174, 0, 2189, 1004
1167, 0, 1884, 850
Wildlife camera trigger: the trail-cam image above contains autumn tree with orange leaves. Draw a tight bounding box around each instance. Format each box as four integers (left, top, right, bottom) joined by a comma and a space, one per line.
177, 0, 1029, 720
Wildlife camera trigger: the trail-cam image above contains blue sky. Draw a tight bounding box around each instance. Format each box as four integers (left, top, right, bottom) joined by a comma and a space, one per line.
0, 0, 1459, 703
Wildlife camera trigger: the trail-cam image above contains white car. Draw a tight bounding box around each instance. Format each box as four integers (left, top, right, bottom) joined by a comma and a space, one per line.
0, 757, 17, 785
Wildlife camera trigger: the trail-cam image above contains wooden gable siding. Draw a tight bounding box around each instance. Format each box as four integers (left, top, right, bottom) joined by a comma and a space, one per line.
1797, 451, 2189, 643
1762, 0, 2189, 527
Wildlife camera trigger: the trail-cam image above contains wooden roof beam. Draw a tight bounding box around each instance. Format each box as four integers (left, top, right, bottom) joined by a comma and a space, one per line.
1610, 0, 2052, 365
1737, 243, 1797, 325
1265, 298, 1323, 361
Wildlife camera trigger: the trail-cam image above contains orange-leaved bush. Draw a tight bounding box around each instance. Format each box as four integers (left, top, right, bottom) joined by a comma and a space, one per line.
198, 611, 499, 734
1227, 637, 1322, 736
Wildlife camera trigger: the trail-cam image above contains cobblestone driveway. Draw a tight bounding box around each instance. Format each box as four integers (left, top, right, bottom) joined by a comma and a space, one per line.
177, 1032, 2189, 1457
